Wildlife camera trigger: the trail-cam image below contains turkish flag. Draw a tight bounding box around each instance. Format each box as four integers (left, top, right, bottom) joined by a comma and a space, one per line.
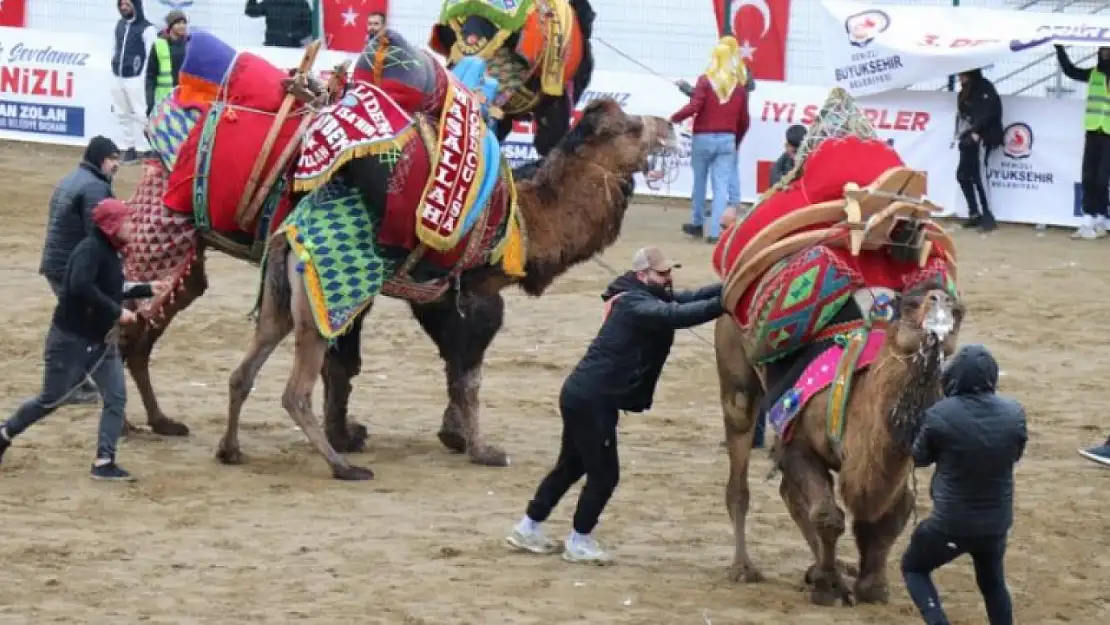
713, 0, 789, 81
756, 159, 774, 192
0, 0, 27, 27
321, 0, 388, 52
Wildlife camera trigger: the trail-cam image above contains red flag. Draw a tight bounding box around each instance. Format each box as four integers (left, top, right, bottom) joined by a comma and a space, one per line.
0, 0, 26, 27
321, 0, 388, 52
713, 0, 789, 81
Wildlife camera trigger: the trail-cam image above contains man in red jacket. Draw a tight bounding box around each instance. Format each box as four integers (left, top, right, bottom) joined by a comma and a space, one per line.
671, 39, 751, 244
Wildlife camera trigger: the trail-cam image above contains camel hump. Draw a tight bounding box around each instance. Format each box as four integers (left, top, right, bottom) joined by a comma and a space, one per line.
352, 29, 445, 117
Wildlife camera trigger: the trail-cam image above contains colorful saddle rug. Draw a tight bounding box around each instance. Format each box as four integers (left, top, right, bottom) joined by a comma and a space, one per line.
766, 328, 887, 445
280, 181, 402, 340
351, 29, 449, 118
147, 92, 205, 171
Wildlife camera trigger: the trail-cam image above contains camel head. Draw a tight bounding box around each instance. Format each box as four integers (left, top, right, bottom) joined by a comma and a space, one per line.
889, 288, 964, 360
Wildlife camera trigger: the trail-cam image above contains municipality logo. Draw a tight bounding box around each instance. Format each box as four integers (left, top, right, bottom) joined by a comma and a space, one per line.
1002, 122, 1033, 159
844, 10, 890, 48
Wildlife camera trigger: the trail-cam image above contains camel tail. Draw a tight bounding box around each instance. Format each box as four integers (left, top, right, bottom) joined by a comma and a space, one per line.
251, 234, 293, 327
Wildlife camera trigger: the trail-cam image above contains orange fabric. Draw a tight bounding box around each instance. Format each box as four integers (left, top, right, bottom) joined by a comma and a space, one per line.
515, 10, 583, 85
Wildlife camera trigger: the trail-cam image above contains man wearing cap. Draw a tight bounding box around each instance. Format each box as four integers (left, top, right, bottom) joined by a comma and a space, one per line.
506, 247, 724, 564
38, 136, 123, 405
146, 10, 189, 117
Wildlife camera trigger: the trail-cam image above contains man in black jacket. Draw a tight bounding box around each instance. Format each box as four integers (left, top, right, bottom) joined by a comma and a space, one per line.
901, 344, 1026, 625
1, 199, 166, 481
38, 136, 121, 404
506, 247, 724, 564
145, 10, 189, 116
111, 0, 156, 163
954, 69, 1003, 232
244, 0, 313, 48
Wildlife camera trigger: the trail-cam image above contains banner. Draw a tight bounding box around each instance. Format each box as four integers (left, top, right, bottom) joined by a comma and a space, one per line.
0, 27, 116, 146
0, 0, 26, 27
820, 0, 1110, 96
712, 0, 791, 81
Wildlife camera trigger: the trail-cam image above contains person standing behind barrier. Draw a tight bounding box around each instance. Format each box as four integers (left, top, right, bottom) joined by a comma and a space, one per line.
671, 39, 751, 244
1, 199, 169, 481
145, 11, 189, 117
111, 0, 156, 164
769, 123, 806, 188
954, 68, 1003, 233
38, 136, 122, 405
1055, 45, 1110, 240
901, 344, 1026, 625
505, 248, 724, 564
244, 0, 313, 48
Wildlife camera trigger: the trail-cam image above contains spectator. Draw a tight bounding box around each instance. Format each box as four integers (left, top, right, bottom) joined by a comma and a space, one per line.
146, 10, 189, 116
244, 0, 313, 48
1055, 45, 1110, 240
38, 136, 123, 405
954, 68, 1003, 233
111, 0, 157, 163
367, 12, 386, 39
769, 124, 806, 187
901, 344, 1026, 625
0, 199, 168, 481
670, 38, 751, 244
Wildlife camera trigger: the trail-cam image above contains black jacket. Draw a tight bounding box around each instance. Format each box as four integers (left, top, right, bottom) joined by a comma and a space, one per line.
53, 232, 152, 343
912, 344, 1027, 537
145, 34, 187, 115
769, 152, 794, 186
957, 77, 1004, 149
112, 0, 154, 78
564, 273, 724, 412
244, 0, 313, 48
39, 162, 114, 284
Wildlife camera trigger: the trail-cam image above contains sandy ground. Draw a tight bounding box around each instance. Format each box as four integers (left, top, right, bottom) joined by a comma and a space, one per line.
0, 141, 1107, 624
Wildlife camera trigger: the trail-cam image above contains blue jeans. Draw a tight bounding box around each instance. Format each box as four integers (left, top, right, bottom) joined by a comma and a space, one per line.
728, 149, 740, 205
3, 324, 127, 460
690, 132, 736, 238
901, 521, 1012, 625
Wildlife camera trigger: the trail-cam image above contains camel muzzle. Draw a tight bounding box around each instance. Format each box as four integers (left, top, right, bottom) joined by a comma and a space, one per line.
921, 298, 955, 343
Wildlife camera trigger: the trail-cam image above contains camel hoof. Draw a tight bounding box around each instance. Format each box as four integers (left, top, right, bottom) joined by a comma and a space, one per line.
807, 569, 854, 607
216, 445, 246, 465
853, 579, 889, 604
727, 564, 765, 583
328, 422, 369, 453
809, 587, 840, 607
122, 420, 142, 437
333, 465, 375, 481
468, 444, 509, 467
150, 417, 190, 437
437, 428, 467, 454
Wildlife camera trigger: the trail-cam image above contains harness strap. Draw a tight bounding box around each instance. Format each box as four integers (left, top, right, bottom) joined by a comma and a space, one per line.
825, 328, 869, 460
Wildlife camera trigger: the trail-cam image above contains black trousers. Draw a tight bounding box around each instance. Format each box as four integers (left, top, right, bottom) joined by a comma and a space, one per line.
901, 521, 1013, 625
956, 137, 993, 220
1080, 130, 1110, 217
525, 385, 620, 535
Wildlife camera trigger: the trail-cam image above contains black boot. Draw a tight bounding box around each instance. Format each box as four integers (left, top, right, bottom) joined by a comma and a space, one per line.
681, 223, 704, 237
978, 210, 997, 232
0, 433, 10, 465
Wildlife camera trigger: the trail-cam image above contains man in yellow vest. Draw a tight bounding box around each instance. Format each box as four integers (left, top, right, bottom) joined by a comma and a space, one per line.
1055, 45, 1110, 240
145, 10, 189, 119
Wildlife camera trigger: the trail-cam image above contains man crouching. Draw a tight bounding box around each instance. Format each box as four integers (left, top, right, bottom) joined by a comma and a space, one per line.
505, 247, 725, 564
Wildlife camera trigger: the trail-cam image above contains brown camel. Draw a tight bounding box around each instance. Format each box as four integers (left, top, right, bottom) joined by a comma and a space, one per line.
215, 100, 671, 479
715, 287, 963, 605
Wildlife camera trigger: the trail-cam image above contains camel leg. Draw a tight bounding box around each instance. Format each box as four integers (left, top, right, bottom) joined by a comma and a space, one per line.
851, 489, 915, 604
119, 253, 207, 437
283, 252, 373, 480
779, 446, 852, 606
321, 309, 371, 453
716, 317, 765, 583
410, 292, 509, 467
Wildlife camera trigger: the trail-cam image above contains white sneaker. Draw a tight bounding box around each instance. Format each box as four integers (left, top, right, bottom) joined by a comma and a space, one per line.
562, 534, 612, 565
1096, 223, 1108, 238
506, 524, 561, 555
1071, 225, 1099, 240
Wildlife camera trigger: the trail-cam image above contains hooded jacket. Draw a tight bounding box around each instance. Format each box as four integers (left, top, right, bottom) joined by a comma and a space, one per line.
563, 273, 724, 413
956, 70, 1004, 149
112, 0, 156, 79
52, 199, 153, 343
912, 344, 1027, 537
244, 0, 313, 48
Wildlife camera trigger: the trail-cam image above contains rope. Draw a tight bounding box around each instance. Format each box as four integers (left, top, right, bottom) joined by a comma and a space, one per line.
40, 326, 121, 411
594, 37, 676, 84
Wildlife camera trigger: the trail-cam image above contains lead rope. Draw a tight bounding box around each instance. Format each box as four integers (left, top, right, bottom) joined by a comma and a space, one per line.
40, 325, 121, 411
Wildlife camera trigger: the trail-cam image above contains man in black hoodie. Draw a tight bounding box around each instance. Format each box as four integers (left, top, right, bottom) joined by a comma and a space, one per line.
505, 247, 724, 564
111, 0, 156, 163
901, 344, 1027, 625
38, 136, 121, 404
244, 0, 313, 48
1056, 45, 1110, 240
954, 68, 1003, 233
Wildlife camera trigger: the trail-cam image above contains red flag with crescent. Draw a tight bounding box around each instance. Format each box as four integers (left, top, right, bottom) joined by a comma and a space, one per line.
321, 0, 389, 52
712, 0, 789, 81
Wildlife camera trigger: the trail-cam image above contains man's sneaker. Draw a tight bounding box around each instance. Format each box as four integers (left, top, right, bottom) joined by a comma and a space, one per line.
1071, 225, 1101, 240
1077, 444, 1110, 468
121, 148, 139, 164
90, 462, 136, 482
0, 437, 9, 465
562, 534, 612, 565
681, 223, 704, 238
506, 524, 561, 555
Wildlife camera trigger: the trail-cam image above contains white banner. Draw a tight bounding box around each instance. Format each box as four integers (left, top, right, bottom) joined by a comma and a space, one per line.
820, 0, 1110, 96
0, 27, 118, 146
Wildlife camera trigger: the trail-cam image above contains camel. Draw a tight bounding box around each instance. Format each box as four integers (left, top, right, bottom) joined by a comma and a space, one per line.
217, 99, 672, 479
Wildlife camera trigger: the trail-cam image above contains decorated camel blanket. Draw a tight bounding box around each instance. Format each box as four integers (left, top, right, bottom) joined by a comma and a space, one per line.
766, 328, 886, 445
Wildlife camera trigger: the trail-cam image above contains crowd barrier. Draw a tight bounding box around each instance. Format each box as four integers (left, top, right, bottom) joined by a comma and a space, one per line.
0, 26, 1087, 228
